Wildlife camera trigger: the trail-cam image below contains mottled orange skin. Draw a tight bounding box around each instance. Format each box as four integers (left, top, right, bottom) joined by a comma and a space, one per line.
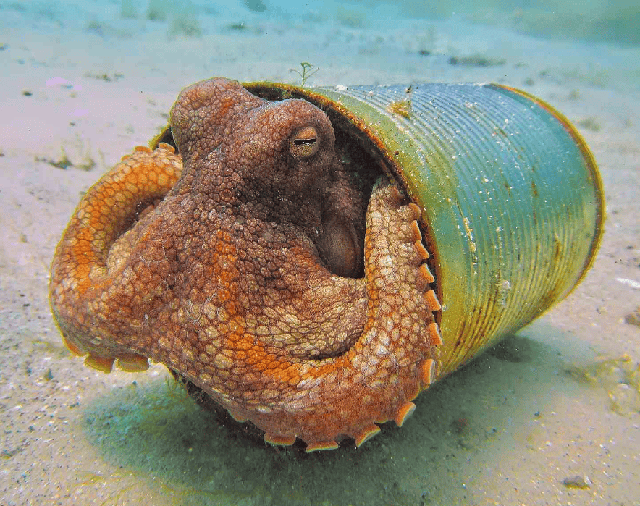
49, 78, 441, 450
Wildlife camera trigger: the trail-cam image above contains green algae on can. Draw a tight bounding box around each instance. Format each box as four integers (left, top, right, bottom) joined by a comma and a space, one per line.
243, 81, 605, 378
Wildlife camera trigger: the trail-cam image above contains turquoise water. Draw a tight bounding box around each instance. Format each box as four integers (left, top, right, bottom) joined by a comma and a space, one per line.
1, 1, 639, 505
266, 0, 640, 45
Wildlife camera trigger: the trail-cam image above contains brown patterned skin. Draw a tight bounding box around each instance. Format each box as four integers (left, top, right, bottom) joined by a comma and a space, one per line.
49, 78, 442, 450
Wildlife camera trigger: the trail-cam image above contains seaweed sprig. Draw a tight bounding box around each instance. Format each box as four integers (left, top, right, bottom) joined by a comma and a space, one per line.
290, 62, 319, 87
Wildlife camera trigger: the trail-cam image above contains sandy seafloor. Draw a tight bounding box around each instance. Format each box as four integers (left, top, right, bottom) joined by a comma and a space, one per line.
1, 1, 639, 505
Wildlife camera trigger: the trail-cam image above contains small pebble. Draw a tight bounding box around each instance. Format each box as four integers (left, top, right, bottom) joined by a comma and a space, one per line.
625, 307, 640, 327
562, 475, 592, 489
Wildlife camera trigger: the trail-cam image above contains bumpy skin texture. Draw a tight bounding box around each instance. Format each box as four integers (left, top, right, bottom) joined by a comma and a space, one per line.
49, 78, 442, 450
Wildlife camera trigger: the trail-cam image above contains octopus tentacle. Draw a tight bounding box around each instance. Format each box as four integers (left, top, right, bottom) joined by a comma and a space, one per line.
49, 144, 182, 371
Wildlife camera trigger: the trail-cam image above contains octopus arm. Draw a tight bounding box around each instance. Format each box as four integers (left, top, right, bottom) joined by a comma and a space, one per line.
49, 144, 182, 370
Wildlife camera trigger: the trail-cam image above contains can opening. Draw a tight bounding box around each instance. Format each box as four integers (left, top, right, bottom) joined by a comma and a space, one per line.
243, 82, 439, 295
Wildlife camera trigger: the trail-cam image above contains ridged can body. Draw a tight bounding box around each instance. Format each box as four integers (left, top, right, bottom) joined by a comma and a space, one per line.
245, 82, 605, 379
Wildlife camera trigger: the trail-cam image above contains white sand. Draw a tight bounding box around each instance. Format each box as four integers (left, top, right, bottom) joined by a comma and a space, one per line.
1, 1, 639, 505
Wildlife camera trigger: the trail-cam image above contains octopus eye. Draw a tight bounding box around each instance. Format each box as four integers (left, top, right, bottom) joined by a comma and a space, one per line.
290, 126, 319, 158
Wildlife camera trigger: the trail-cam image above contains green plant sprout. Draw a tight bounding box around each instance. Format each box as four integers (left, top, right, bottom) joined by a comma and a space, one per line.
290, 62, 319, 87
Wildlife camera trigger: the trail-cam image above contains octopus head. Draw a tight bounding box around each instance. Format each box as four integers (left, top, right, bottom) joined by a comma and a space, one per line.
170, 78, 365, 278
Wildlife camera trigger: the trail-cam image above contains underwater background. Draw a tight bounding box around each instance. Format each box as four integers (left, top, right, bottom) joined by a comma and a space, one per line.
0, 0, 639, 504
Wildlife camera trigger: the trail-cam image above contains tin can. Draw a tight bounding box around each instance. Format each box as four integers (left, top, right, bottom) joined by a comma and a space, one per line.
243, 81, 605, 378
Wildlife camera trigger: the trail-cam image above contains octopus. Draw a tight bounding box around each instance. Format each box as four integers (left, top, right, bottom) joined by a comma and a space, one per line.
49, 77, 442, 450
